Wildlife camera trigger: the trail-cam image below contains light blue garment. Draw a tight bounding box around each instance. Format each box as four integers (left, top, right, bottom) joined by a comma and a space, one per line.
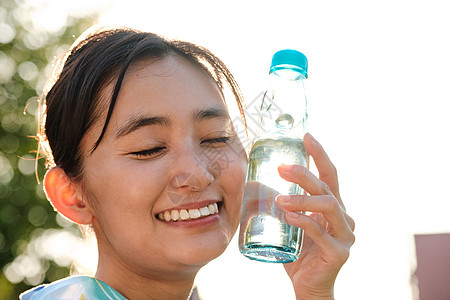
20, 275, 127, 300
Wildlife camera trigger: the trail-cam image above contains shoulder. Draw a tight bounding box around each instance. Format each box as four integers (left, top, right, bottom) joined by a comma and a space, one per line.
19, 275, 126, 300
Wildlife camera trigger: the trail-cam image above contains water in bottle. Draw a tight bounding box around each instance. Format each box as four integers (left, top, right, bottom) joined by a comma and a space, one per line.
239, 49, 309, 263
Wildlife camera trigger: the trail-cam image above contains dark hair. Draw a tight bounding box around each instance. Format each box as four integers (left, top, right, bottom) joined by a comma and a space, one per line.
39, 26, 246, 180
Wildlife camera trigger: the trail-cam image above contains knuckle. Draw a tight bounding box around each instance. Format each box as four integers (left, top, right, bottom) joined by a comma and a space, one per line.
303, 215, 324, 233
335, 246, 351, 263
347, 215, 356, 232
295, 194, 307, 206
293, 165, 308, 177
319, 181, 332, 195
312, 223, 327, 238
323, 195, 340, 212
329, 162, 338, 177
348, 231, 356, 246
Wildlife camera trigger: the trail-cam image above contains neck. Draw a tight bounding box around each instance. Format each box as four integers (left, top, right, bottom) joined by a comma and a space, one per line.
95, 256, 198, 300
93, 228, 201, 300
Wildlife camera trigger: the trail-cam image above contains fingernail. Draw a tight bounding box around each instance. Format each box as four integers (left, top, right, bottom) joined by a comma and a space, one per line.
278, 164, 295, 174
307, 133, 318, 145
276, 195, 290, 205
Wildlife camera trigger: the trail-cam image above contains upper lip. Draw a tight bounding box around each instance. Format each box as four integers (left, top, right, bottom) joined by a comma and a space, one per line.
155, 199, 221, 215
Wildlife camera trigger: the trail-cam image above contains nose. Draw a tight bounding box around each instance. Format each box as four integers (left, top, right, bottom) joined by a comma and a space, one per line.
169, 146, 215, 193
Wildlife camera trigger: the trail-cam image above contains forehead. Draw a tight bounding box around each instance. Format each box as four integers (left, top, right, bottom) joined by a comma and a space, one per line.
109, 55, 227, 120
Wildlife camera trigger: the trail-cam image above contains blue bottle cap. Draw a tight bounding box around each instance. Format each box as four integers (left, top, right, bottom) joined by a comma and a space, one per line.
270, 49, 308, 78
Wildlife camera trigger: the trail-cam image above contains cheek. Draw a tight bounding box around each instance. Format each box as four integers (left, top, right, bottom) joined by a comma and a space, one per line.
81, 157, 168, 220
219, 150, 247, 215
213, 146, 246, 180
81, 159, 171, 261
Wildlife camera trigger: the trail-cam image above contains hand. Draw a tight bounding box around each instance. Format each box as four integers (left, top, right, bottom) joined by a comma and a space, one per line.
276, 133, 355, 300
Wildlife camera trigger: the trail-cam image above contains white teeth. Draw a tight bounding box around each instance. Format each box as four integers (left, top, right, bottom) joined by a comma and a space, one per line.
164, 211, 171, 222
189, 209, 201, 219
159, 203, 220, 222
199, 207, 210, 216
179, 209, 190, 220
209, 203, 218, 214
171, 210, 179, 221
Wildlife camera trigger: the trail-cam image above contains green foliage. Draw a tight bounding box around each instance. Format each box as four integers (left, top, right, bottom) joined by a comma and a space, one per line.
0, 0, 98, 298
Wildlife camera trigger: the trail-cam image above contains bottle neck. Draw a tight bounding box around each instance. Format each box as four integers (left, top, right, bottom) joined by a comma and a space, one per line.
256, 68, 308, 140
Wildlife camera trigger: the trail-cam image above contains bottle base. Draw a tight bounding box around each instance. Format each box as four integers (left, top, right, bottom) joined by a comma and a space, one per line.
240, 243, 299, 263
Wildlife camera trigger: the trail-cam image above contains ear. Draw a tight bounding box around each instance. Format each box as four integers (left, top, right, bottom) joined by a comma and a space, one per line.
44, 167, 93, 225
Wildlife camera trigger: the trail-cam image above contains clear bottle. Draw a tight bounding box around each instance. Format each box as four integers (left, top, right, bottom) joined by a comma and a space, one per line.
238, 49, 309, 263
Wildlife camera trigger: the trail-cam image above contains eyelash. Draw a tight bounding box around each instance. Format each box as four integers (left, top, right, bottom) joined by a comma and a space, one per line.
130, 137, 231, 159
201, 136, 231, 145
130, 147, 166, 159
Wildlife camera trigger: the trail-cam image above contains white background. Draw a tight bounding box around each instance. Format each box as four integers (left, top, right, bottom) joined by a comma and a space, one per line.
25, 0, 450, 299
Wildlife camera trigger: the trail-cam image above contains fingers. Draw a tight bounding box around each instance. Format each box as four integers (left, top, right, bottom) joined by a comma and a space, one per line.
278, 133, 345, 210
277, 194, 354, 243
289, 212, 342, 246
279, 196, 355, 262
284, 212, 352, 264
304, 133, 341, 202
278, 164, 333, 197
276, 134, 355, 287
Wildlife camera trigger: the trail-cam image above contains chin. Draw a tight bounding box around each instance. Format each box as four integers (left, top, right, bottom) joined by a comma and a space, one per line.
176, 230, 234, 268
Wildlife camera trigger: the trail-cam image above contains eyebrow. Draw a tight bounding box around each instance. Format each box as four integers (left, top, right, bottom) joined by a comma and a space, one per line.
115, 116, 169, 138
115, 107, 229, 139
193, 107, 229, 121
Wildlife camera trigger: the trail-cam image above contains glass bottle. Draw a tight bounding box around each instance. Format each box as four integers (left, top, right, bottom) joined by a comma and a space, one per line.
238, 49, 309, 263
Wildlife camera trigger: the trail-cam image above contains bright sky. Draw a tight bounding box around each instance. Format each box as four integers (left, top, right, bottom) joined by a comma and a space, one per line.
22, 0, 450, 299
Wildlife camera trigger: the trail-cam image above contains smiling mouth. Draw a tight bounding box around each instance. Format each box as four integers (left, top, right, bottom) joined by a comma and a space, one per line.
157, 203, 220, 222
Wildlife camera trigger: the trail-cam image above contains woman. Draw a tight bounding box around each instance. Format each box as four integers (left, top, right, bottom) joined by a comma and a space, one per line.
21, 26, 355, 299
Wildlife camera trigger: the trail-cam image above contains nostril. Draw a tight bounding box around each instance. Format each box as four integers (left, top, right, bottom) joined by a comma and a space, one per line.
168, 173, 204, 205
170, 167, 214, 191
171, 172, 200, 189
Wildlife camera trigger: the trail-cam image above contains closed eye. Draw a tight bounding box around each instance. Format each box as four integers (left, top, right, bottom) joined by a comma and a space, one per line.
130, 147, 166, 159
201, 136, 231, 145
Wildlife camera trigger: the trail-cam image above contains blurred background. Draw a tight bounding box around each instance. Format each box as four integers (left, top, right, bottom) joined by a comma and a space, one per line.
1, 0, 449, 299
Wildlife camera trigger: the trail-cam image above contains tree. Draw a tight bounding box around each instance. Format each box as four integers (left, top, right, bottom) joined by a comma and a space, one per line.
0, 0, 98, 298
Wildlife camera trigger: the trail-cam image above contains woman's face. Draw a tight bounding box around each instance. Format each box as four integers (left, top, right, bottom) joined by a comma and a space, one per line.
78, 55, 247, 277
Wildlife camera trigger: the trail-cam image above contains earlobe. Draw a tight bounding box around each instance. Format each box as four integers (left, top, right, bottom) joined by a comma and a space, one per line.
44, 167, 93, 225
